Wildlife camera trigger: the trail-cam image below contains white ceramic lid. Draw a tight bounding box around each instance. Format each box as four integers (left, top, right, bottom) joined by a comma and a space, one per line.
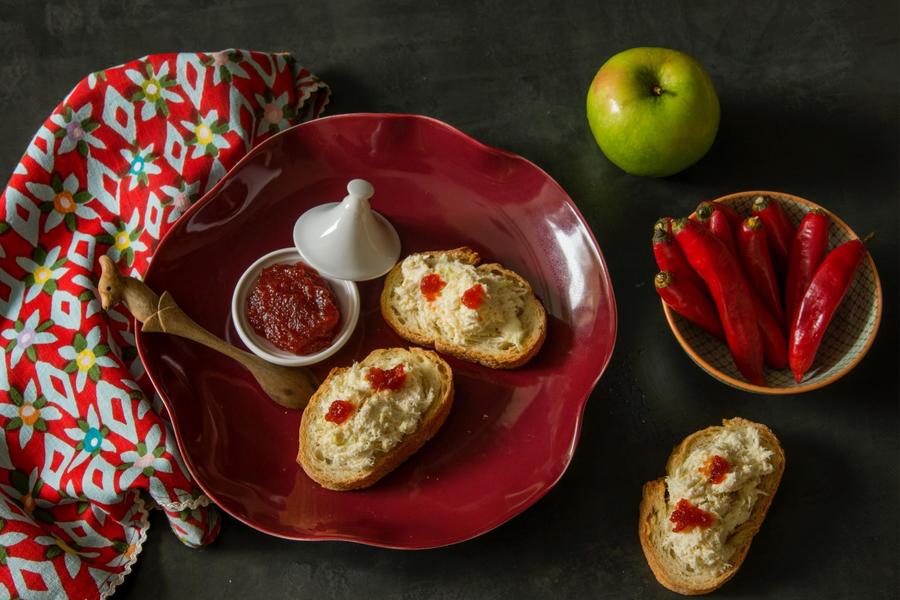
292, 179, 401, 281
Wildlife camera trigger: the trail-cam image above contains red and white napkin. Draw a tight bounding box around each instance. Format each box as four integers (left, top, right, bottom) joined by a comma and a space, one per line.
0, 49, 329, 598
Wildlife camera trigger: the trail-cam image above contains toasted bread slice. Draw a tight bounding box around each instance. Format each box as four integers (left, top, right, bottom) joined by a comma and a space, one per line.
380, 247, 547, 369
639, 418, 785, 595
297, 347, 453, 491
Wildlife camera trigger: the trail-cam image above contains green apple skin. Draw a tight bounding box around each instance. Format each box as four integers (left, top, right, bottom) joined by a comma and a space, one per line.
586, 47, 720, 177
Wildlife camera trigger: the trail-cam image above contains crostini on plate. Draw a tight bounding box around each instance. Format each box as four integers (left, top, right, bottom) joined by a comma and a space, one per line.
380, 247, 546, 369
297, 347, 453, 491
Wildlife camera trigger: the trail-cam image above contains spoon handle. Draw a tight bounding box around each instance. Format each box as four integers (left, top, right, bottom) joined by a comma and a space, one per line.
153, 292, 258, 367
98, 255, 254, 362
97, 255, 316, 409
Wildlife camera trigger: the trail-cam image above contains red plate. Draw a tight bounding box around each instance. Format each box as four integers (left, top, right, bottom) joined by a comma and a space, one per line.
138, 113, 616, 548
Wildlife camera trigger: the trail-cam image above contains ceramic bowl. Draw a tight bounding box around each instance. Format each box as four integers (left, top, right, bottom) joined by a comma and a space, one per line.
231, 248, 360, 366
662, 190, 882, 394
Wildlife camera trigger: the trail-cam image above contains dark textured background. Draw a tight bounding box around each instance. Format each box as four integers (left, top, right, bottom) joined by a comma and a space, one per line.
1, 1, 897, 598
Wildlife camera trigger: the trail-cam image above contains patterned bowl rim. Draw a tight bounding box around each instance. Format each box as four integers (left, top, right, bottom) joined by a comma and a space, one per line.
662, 190, 883, 395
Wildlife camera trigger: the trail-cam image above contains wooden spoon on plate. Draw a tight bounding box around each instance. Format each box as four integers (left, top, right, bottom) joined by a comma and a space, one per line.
97, 256, 316, 410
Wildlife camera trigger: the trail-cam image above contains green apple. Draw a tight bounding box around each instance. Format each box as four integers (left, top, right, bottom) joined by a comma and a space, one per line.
586, 47, 720, 177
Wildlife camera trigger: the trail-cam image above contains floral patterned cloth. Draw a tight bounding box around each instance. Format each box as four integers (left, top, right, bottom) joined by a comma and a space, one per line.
0, 50, 329, 598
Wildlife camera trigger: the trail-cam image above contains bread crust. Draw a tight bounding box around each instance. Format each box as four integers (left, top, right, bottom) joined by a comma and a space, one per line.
379, 247, 547, 369
639, 418, 785, 595
297, 347, 454, 491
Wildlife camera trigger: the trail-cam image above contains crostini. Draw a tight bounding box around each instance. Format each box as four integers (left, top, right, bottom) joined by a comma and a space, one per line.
297, 347, 453, 491
380, 247, 546, 369
639, 418, 785, 595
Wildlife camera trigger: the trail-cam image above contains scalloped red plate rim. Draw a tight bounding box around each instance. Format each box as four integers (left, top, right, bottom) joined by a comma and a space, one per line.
137, 113, 617, 548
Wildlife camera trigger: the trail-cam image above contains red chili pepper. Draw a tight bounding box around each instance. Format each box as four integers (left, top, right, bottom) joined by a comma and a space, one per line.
751, 291, 787, 370
709, 219, 787, 369
652, 227, 706, 292
709, 209, 738, 258
785, 209, 829, 327
672, 218, 766, 385
710, 214, 787, 369
789, 239, 867, 382
655, 271, 724, 340
737, 217, 785, 326
696, 201, 742, 230
751, 195, 796, 275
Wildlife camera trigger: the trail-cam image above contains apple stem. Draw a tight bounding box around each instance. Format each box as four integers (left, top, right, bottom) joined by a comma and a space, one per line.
651, 85, 664, 96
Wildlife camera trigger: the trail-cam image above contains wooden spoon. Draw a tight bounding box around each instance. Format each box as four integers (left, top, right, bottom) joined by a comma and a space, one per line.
97, 256, 316, 409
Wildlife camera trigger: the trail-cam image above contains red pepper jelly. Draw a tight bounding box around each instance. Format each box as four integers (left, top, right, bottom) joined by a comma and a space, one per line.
670, 499, 715, 532
246, 262, 341, 355
366, 364, 407, 391
325, 400, 355, 424
461, 284, 486, 309
420, 273, 446, 302
700, 455, 730, 484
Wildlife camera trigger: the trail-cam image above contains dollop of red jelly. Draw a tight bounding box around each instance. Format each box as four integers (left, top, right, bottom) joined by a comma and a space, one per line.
420, 273, 446, 302
366, 364, 407, 391
670, 499, 715, 532
324, 400, 355, 424
246, 262, 340, 355
461, 284, 486, 309
700, 455, 730, 484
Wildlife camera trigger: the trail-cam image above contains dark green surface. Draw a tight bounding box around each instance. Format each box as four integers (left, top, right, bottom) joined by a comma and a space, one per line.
1, 1, 897, 598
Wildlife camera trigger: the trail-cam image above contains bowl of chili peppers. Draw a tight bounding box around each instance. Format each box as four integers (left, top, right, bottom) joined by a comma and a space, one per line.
653, 191, 882, 394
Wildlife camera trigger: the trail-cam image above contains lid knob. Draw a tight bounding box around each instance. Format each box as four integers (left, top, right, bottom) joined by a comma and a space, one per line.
345, 179, 374, 204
